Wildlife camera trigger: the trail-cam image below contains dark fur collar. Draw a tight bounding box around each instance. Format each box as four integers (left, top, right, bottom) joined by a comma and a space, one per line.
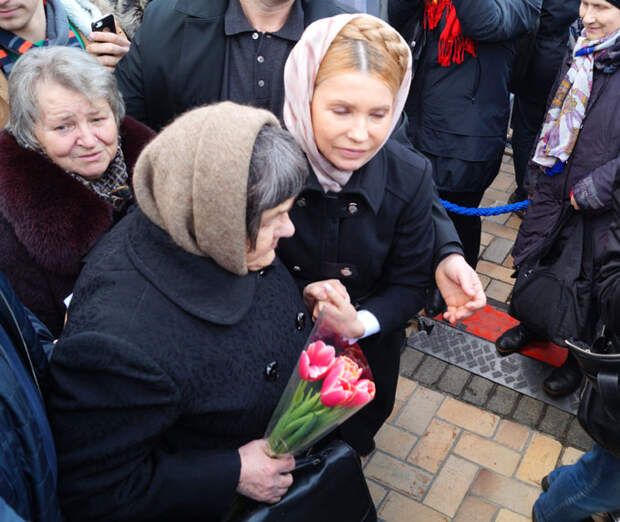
0, 117, 153, 275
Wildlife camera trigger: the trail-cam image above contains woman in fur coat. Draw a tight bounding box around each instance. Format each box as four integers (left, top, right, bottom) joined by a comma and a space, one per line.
0, 47, 153, 336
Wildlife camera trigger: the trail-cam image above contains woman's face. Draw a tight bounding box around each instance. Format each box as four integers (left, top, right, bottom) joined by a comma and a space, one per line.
246, 198, 296, 271
580, 0, 620, 40
34, 81, 118, 180
310, 71, 394, 172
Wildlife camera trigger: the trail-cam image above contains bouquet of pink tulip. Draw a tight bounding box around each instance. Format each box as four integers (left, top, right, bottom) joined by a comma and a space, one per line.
265, 314, 375, 456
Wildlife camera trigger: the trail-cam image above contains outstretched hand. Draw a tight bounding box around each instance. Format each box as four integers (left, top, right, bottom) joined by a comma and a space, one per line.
435, 254, 486, 324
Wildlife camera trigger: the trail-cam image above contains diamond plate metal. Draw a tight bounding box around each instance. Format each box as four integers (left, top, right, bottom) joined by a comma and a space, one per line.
409, 316, 580, 414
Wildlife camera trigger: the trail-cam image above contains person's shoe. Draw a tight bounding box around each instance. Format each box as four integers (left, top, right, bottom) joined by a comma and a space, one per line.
543, 357, 583, 397
508, 189, 528, 219
495, 325, 533, 356
541, 474, 550, 492
425, 287, 446, 318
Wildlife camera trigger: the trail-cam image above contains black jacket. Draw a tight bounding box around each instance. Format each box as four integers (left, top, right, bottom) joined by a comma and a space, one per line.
390, 0, 541, 190
600, 177, 620, 331
115, 0, 349, 132
278, 138, 435, 336
47, 209, 312, 521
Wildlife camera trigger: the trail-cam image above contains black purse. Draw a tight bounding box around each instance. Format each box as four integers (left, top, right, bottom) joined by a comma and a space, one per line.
566, 335, 620, 457
510, 208, 595, 346
231, 440, 376, 522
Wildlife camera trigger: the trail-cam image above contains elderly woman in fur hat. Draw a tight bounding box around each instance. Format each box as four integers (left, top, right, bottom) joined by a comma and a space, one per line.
46, 102, 360, 522
0, 46, 153, 337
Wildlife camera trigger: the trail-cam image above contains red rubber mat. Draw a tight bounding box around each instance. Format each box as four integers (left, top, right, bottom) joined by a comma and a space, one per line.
442, 305, 568, 367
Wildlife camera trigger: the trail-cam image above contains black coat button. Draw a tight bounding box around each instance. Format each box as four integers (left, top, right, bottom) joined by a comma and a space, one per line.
348, 202, 358, 215
296, 312, 306, 331
265, 361, 279, 381
296, 197, 307, 208
258, 269, 265, 277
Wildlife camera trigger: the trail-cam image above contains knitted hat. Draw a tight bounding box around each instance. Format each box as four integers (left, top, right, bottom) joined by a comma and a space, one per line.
132, 102, 280, 275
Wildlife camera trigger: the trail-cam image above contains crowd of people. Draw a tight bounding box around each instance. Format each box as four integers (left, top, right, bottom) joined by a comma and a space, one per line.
0, 0, 619, 521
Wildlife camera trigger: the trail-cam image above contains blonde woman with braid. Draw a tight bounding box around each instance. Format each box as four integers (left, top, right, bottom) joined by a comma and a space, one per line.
279, 14, 436, 455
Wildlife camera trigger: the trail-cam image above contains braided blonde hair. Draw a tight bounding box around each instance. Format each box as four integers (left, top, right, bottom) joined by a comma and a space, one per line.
315, 15, 409, 97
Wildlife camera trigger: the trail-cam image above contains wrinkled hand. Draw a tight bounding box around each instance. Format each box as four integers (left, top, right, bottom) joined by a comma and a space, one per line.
303, 280, 364, 339
570, 194, 580, 210
435, 254, 486, 324
86, 31, 130, 71
237, 440, 295, 504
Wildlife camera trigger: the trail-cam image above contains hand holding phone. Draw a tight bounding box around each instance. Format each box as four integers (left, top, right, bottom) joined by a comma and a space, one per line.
91, 14, 116, 34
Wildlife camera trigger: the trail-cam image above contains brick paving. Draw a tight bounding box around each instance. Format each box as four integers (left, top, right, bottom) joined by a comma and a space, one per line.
363, 150, 598, 521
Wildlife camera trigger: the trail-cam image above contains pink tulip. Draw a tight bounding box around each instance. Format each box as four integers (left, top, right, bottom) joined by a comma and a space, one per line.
298, 341, 336, 381
342, 343, 373, 380
319, 356, 362, 407
347, 379, 376, 408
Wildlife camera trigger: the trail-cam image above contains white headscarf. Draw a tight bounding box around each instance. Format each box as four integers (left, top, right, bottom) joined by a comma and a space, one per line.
283, 14, 412, 193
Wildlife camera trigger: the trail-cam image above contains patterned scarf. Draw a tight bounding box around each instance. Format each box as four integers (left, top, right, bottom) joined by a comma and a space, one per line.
425, 0, 476, 67
283, 14, 412, 193
0, 0, 82, 76
532, 27, 620, 176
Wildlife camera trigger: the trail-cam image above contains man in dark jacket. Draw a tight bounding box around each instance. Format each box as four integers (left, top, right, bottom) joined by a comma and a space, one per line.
389, 0, 541, 269
0, 270, 62, 522
510, 0, 580, 205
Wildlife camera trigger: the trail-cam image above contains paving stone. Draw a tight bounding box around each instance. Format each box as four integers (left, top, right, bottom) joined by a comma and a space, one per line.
453, 495, 497, 522
375, 424, 417, 460
365, 452, 432, 499
496, 509, 530, 522
438, 365, 470, 396
409, 418, 459, 473
481, 221, 519, 241
436, 397, 500, 437
566, 418, 594, 451
386, 399, 404, 424
560, 446, 585, 466
470, 469, 539, 516
484, 188, 508, 202
476, 261, 515, 284
481, 232, 493, 246
494, 420, 530, 452
485, 213, 511, 225
503, 254, 515, 268
538, 406, 571, 439
379, 492, 449, 522
505, 215, 522, 230
424, 455, 479, 517
487, 386, 519, 416
489, 173, 514, 191
399, 346, 424, 378
516, 433, 562, 485
395, 376, 417, 401
479, 274, 491, 290
481, 237, 514, 264
486, 280, 513, 304
512, 396, 544, 428
454, 432, 521, 476
462, 376, 494, 406
396, 386, 445, 436
413, 355, 448, 386
366, 478, 388, 507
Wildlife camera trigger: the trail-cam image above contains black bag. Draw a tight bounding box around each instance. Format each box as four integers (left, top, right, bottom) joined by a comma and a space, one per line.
566, 335, 620, 457
509, 208, 594, 346
231, 440, 377, 522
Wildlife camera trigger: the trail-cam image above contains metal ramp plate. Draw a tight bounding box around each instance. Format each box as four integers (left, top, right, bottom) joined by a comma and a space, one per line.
408, 315, 580, 415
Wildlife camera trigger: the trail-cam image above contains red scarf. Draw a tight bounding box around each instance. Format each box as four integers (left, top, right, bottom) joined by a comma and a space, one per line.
424, 0, 476, 67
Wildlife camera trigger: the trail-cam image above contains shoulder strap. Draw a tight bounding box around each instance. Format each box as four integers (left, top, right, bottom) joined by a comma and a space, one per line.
0, 288, 42, 398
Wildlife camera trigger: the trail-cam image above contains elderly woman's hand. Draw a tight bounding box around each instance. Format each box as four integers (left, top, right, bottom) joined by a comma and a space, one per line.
303, 281, 365, 339
86, 31, 131, 71
237, 440, 295, 504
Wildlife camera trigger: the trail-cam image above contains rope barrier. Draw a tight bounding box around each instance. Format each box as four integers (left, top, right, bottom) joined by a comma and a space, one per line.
440, 199, 530, 216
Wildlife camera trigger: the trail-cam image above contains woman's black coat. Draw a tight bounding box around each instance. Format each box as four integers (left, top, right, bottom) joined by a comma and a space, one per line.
47, 209, 312, 522
277, 138, 435, 451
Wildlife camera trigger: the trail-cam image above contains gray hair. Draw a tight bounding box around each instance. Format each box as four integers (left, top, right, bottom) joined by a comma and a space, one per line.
7, 46, 125, 150
246, 125, 308, 248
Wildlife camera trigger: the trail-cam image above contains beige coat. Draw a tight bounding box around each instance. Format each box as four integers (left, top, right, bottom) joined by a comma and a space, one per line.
0, 73, 8, 129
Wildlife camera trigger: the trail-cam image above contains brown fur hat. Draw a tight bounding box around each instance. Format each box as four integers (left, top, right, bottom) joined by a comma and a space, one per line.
132, 102, 280, 275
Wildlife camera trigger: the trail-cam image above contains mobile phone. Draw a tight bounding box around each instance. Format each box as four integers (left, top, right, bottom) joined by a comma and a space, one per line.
91, 14, 116, 33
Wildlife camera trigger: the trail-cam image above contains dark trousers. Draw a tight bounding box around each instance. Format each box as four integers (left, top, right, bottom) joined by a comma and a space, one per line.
511, 96, 547, 196
438, 190, 485, 269
339, 329, 406, 455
